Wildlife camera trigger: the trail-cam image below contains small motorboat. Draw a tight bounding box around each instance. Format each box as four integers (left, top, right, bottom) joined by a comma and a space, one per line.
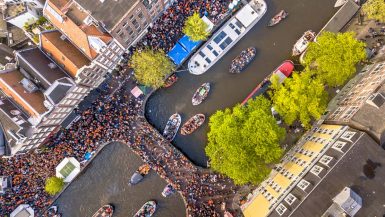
92, 204, 114, 217
163, 113, 181, 141
334, 0, 348, 7
134, 200, 157, 217
180, 114, 205, 135
129, 164, 150, 185
292, 30, 316, 56
229, 47, 256, 73
164, 74, 178, 88
192, 83, 210, 106
267, 10, 288, 27
161, 184, 176, 197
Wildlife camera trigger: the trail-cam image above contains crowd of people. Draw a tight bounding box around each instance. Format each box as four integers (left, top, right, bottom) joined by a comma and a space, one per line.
0, 0, 240, 215
0, 69, 238, 216
229, 47, 257, 73
132, 0, 230, 53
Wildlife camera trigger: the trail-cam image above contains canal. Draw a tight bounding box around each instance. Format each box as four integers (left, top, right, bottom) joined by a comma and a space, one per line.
145, 0, 339, 167
54, 142, 186, 217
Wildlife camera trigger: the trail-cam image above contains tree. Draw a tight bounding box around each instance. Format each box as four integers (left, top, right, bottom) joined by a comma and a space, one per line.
362, 0, 385, 22
130, 49, 175, 88
45, 176, 64, 195
270, 70, 328, 128
304, 31, 366, 87
182, 12, 210, 41
206, 96, 286, 185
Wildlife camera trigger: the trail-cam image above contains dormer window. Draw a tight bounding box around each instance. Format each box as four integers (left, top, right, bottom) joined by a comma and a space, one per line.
297, 179, 310, 191
310, 165, 324, 176
88, 36, 106, 53
341, 131, 356, 141
332, 141, 346, 152
319, 155, 333, 166
284, 193, 297, 205
276, 203, 287, 216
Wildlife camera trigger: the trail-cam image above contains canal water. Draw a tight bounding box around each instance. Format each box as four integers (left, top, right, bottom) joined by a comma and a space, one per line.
54, 142, 186, 217
145, 0, 339, 167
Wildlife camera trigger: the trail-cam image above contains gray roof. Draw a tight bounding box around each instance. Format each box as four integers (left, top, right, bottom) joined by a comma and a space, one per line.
75, 0, 138, 31
288, 133, 385, 217
0, 43, 14, 66
320, 0, 359, 33
351, 85, 385, 146
46, 78, 73, 105
16, 47, 69, 89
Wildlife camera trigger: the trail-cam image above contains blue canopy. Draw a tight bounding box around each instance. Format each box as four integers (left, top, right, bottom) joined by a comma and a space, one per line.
167, 43, 189, 65
179, 35, 201, 53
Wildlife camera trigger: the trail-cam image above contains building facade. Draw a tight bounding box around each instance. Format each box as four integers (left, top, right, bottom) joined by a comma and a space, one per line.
241, 124, 385, 217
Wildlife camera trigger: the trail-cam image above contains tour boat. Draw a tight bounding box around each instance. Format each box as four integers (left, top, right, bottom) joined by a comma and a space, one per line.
334, 0, 348, 7
181, 114, 205, 135
134, 200, 157, 217
241, 60, 294, 106
161, 184, 176, 197
162, 113, 181, 141
292, 30, 316, 56
129, 164, 150, 185
92, 204, 114, 217
229, 47, 256, 73
267, 10, 288, 27
164, 74, 178, 88
192, 83, 210, 106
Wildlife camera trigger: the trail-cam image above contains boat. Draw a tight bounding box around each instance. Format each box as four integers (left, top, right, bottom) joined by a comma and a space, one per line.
229, 47, 256, 73
180, 114, 205, 135
162, 113, 181, 141
241, 60, 294, 106
129, 164, 150, 185
334, 0, 348, 7
164, 74, 178, 88
134, 201, 157, 217
192, 83, 210, 106
292, 30, 316, 56
267, 10, 288, 27
161, 184, 176, 197
188, 1, 267, 75
92, 204, 114, 217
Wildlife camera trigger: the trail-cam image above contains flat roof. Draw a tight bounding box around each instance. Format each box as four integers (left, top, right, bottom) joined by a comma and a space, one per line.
75, 0, 138, 31
285, 133, 385, 217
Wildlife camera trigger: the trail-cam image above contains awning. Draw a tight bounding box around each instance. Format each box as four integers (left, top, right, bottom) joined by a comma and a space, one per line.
131, 86, 143, 98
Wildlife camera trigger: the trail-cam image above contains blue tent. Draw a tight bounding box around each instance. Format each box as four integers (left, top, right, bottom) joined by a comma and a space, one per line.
179, 35, 201, 53
167, 43, 189, 65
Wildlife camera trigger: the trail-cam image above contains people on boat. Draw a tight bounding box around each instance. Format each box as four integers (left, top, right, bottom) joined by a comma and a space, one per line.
164, 74, 178, 87
268, 10, 288, 26
181, 115, 205, 135
230, 47, 256, 73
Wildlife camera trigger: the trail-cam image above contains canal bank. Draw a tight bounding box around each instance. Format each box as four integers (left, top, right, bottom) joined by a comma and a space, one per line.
145, 0, 340, 167
53, 142, 186, 217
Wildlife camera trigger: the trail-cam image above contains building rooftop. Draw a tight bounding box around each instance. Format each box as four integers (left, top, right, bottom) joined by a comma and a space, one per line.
75, 0, 138, 31
351, 84, 385, 146
0, 43, 15, 69
44, 0, 112, 59
16, 47, 69, 89
3, 3, 27, 20
41, 30, 90, 78
44, 77, 73, 105
287, 132, 385, 217
0, 70, 48, 117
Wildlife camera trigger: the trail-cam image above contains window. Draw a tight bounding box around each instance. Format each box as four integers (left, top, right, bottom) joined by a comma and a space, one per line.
214, 31, 226, 44
319, 155, 333, 166
341, 131, 356, 141
126, 26, 134, 35
284, 193, 297, 205
275, 203, 287, 216
297, 179, 310, 191
310, 165, 324, 176
332, 141, 346, 152
138, 12, 144, 19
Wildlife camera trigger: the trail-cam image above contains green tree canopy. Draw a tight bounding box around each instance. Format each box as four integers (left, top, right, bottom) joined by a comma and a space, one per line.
362, 0, 385, 22
45, 176, 64, 195
130, 49, 175, 88
270, 70, 328, 128
182, 12, 210, 41
304, 31, 366, 87
206, 96, 286, 185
